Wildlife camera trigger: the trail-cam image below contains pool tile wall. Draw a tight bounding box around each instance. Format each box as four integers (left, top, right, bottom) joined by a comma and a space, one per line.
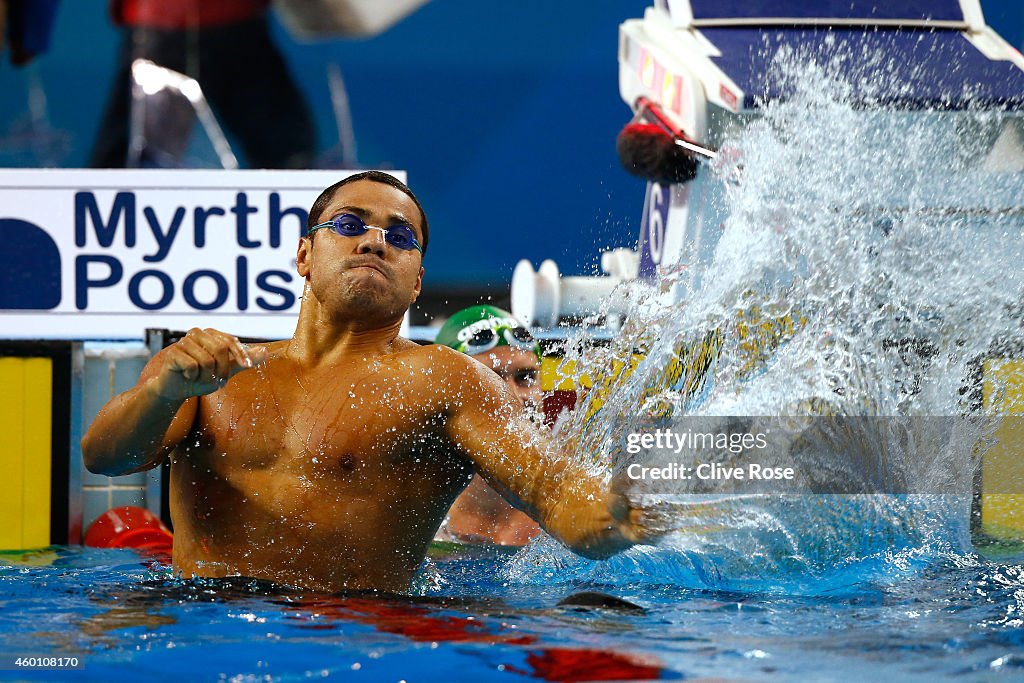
79, 344, 152, 535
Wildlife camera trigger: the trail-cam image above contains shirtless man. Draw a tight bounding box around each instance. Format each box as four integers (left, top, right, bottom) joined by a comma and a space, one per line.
82, 171, 644, 593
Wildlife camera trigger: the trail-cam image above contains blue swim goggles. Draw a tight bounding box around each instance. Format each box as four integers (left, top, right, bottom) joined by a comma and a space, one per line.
308, 213, 423, 254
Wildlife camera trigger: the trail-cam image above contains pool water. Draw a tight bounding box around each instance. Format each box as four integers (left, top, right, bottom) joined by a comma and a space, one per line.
7, 25, 1024, 683
1, 540, 1023, 682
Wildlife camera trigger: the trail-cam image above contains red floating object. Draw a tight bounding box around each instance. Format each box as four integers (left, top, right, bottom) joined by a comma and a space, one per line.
85, 505, 173, 552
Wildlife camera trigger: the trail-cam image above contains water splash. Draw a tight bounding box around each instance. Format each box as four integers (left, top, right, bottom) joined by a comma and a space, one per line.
528, 44, 1024, 588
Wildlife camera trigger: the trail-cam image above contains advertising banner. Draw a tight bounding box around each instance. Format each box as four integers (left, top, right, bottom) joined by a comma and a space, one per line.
0, 169, 401, 339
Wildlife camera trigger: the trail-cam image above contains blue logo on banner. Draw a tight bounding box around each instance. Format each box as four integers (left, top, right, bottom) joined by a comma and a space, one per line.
0, 218, 62, 309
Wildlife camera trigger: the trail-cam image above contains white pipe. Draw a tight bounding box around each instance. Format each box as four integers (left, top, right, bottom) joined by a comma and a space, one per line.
512, 255, 639, 328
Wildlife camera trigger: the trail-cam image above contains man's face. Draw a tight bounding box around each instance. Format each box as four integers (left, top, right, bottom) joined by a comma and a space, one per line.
472, 346, 542, 408
297, 180, 424, 321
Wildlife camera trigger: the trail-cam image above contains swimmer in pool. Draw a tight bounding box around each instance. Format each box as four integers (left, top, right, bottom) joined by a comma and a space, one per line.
434, 305, 544, 546
82, 171, 648, 593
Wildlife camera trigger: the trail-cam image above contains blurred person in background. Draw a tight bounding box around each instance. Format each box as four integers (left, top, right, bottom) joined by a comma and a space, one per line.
89, 0, 315, 168
1, 0, 60, 66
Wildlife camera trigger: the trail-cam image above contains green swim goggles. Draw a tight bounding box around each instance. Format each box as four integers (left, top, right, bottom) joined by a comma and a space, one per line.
308, 213, 424, 254
457, 320, 541, 358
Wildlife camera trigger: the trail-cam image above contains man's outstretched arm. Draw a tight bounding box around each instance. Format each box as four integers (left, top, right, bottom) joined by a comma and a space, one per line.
443, 350, 646, 559
81, 328, 264, 476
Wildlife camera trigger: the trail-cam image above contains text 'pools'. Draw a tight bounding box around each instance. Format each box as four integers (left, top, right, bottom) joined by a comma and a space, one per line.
74, 191, 307, 312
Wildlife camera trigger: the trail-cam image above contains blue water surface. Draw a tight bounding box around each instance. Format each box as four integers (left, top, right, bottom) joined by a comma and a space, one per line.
1, 538, 1023, 682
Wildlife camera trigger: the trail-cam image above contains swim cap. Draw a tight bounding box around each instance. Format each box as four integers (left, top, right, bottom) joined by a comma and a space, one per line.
435, 305, 541, 359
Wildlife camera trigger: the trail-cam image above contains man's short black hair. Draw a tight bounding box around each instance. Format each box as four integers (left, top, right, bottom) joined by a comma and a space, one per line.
306, 171, 429, 255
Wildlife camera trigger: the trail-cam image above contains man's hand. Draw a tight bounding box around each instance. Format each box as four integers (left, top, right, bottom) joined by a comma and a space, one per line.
607, 473, 671, 549
153, 328, 268, 401
82, 327, 267, 476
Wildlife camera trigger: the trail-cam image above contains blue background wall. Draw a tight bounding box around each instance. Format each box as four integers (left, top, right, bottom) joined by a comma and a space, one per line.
1, 0, 1021, 295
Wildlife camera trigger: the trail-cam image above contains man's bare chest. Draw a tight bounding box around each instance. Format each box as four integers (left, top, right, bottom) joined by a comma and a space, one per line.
188, 360, 454, 478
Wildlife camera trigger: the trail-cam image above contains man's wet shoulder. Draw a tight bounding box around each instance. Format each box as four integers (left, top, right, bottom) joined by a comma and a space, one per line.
390, 342, 489, 377
417, 343, 480, 367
